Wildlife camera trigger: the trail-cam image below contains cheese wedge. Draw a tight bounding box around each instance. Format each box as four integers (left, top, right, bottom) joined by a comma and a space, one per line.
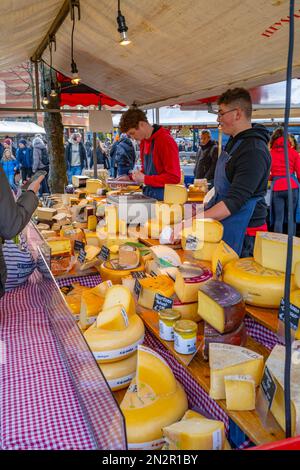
224, 375, 256, 411
138, 275, 175, 310
174, 263, 212, 303
181, 410, 231, 450
150, 245, 181, 267
79, 291, 105, 329
105, 205, 119, 235
209, 344, 264, 399
254, 231, 300, 273
86, 179, 103, 194
47, 237, 72, 256
102, 285, 136, 317
119, 245, 140, 269
164, 184, 188, 205
96, 305, 129, 330
145, 259, 179, 280
198, 280, 245, 333
202, 322, 247, 360
84, 245, 101, 261
136, 346, 177, 397
84, 231, 101, 247
192, 218, 224, 243
212, 241, 239, 274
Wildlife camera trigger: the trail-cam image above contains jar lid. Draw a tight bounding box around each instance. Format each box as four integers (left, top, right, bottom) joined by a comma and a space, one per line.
174, 319, 198, 334
159, 309, 181, 322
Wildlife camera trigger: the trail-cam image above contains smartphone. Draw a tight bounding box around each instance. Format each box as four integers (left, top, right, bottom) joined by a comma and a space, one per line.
22, 170, 47, 190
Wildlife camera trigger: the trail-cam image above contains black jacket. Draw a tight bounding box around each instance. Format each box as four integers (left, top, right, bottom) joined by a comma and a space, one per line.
115, 137, 136, 169
194, 140, 218, 181
223, 124, 271, 227
65, 141, 87, 170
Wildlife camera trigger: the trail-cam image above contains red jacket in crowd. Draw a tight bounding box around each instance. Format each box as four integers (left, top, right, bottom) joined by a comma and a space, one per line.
270, 136, 300, 191
140, 127, 181, 187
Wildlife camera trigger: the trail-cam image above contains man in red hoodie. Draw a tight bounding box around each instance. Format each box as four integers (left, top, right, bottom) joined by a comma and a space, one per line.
118, 108, 181, 200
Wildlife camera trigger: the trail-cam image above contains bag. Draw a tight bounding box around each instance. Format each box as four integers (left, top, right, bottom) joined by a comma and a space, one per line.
41, 147, 50, 166
2, 234, 36, 291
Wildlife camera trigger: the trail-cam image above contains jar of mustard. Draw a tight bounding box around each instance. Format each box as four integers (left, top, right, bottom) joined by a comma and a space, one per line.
158, 309, 181, 341
174, 320, 197, 355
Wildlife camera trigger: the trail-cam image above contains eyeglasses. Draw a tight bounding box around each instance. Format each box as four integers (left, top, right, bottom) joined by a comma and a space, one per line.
217, 108, 238, 118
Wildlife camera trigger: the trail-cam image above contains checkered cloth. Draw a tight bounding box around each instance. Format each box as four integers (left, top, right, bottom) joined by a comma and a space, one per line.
57, 274, 102, 289
0, 269, 126, 450
244, 316, 283, 351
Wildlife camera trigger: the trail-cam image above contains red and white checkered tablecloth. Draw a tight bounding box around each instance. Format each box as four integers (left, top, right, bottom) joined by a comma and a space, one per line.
244, 316, 282, 351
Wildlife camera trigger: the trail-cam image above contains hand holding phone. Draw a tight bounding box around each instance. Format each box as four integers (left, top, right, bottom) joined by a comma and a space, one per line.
22, 170, 47, 192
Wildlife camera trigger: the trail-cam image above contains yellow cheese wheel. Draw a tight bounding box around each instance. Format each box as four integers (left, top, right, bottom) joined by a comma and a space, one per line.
223, 257, 296, 308
98, 260, 145, 284
172, 296, 200, 322
100, 353, 137, 391
287, 290, 300, 340
83, 314, 145, 363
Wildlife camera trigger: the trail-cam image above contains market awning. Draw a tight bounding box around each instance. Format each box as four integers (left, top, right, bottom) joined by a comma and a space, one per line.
0, 121, 45, 135
0, 1, 299, 108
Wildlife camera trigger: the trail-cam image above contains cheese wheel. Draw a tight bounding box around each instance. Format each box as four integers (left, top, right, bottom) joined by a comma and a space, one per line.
212, 240, 239, 274
138, 275, 175, 310
193, 241, 219, 261
100, 353, 137, 391
79, 289, 106, 330
223, 257, 296, 308
164, 184, 188, 205
83, 314, 145, 363
102, 284, 136, 316
174, 263, 212, 303
192, 218, 224, 243
202, 321, 247, 360
172, 295, 199, 322
98, 260, 145, 284
254, 231, 300, 273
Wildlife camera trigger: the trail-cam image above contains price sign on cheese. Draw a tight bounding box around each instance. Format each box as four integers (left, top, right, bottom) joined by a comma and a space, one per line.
278, 298, 300, 332
153, 293, 173, 311
98, 245, 110, 261
78, 248, 87, 264
74, 240, 85, 252
216, 260, 223, 279
185, 235, 200, 251
261, 366, 277, 409
134, 279, 142, 298
131, 271, 147, 280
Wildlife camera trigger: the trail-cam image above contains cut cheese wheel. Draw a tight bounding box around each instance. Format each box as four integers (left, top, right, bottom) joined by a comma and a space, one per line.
209, 343, 264, 399
164, 184, 188, 204
80, 290, 105, 329
155, 202, 183, 225
62, 283, 89, 318
192, 218, 224, 243
212, 241, 239, 274
193, 241, 219, 261
163, 417, 225, 450
264, 344, 300, 436
138, 275, 175, 310
84, 314, 144, 363
100, 353, 137, 391
37, 207, 57, 221
202, 321, 247, 360
254, 231, 300, 273
224, 375, 256, 411
172, 295, 199, 322
174, 262, 212, 303
119, 245, 140, 269
150, 245, 181, 267
102, 285, 136, 317
145, 259, 178, 280
198, 280, 245, 334
47, 237, 72, 256
223, 258, 296, 308
121, 379, 188, 449
98, 260, 145, 285
96, 305, 129, 330
288, 290, 300, 340
181, 227, 204, 251
136, 345, 177, 397
86, 179, 103, 194
83, 244, 100, 261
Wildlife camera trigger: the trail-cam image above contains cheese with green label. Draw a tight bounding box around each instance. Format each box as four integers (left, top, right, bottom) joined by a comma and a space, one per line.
224, 375, 256, 411
254, 231, 300, 273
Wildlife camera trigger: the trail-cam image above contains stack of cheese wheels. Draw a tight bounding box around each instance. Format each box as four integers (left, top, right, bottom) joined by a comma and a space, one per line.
79, 281, 112, 330
198, 279, 246, 360
263, 344, 300, 435
181, 218, 224, 261
120, 345, 188, 450
162, 409, 230, 450
84, 286, 144, 391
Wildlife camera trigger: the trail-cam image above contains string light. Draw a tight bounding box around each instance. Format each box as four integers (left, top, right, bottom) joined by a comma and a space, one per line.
117, 0, 131, 46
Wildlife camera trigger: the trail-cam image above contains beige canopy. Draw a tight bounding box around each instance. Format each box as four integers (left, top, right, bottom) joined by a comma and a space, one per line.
0, 0, 299, 108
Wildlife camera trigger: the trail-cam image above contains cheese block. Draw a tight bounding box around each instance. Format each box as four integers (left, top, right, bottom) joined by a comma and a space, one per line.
86, 179, 103, 194
98, 260, 145, 284
223, 258, 296, 308
72, 175, 88, 187
264, 344, 300, 436
60, 227, 84, 242
37, 207, 57, 221
121, 379, 188, 450
164, 184, 188, 205
96, 305, 129, 330
84, 245, 101, 261
145, 259, 178, 280
193, 241, 219, 261
87, 215, 97, 231
138, 275, 175, 310
172, 295, 200, 322
150, 245, 181, 267
105, 205, 119, 235
85, 231, 101, 247
136, 346, 177, 397
84, 314, 144, 363
37, 223, 51, 230
212, 241, 239, 274
288, 290, 300, 340
198, 280, 245, 334
41, 229, 57, 239
254, 231, 300, 273
47, 237, 72, 256
202, 322, 247, 360
100, 353, 137, 391
102, 285, 136, 317
79, 282, 111, 329
224, 375, 256, 411
174, 262, 212, 303
192, 218, 224, 243
122, 275, 136, 294
62, 283, 89, 320
209, 344, 264, 399
163, 417, 225, 450
155, 202, 183, 225
53, 212, 69, 225
119, 245, 140, 269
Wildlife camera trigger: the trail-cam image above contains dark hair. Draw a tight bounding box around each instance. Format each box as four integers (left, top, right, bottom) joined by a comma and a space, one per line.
119, 108, 148, 133
218, 87, 252, 119
270, 127, 284, 148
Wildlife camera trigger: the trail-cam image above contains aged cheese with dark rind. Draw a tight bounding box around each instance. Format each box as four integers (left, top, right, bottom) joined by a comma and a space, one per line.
202, 321, 247, 360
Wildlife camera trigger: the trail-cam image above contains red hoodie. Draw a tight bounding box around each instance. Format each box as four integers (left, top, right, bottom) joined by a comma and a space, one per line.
140, 127, 181, 187
270, 136, 300, 191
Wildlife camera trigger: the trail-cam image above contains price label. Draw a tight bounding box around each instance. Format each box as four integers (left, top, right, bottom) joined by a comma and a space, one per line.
98, 245, 110, 261
74, 240, 85, 252
153, 293, 174, 311
278, 298, 300, 331
261, 366, 277, 409
78, 248, 87, 264
185, 235, 199, 251
134, 279, 142, 298
216, 260, 223, 279
130, 271, 147, 280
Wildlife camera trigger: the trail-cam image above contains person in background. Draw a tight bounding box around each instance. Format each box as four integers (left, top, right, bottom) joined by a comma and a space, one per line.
32, 135, 50, 196
289, 134, 299, 154
109, 138, 119, 178
16, 139, 33, 182
0, 138, 19, 190
115, 133, 136, 177
64, 132, 87, 184
269, 127, 300, 234
85, 139, 93, 167
194, 129, 218, 185
89, 139, 110, 170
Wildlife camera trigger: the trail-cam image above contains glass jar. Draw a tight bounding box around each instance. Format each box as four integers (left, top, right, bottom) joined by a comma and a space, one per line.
158, 309, 181, 341
174, 320, 197, 355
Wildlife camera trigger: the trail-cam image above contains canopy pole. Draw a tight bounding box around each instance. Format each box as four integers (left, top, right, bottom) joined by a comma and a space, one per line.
155, 108, 160, 125
93, 132, 97, 179
33, 61, 41, 110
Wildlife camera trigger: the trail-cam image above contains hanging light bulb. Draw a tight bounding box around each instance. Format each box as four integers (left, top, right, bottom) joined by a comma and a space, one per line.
50, 88, 57, 97
42, 91, 50, 106
70, 59, 81, 85
117, 0, 131, 46
70, 3, 81, 85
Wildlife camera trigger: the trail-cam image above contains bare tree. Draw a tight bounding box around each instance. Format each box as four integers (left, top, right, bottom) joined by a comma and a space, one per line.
6, 62, 37, 123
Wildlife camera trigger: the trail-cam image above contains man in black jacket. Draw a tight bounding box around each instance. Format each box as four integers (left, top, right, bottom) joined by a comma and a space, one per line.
115, 134, 136, 177
64, 133, 87, 184
194, 130, 218, 184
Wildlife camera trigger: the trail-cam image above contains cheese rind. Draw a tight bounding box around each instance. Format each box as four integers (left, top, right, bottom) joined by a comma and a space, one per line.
192, 218, 224, 243
172, 295, 200, 322
224, 375, 256, 411
164, 184, 188, 205
96, 305, 129, 330
98, 260, 145, 285
202, 321, 247, 360
100, 353, 137, 391
174, 263, 212, 303
212, 241, 239, 274
254, 231, 300, 273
